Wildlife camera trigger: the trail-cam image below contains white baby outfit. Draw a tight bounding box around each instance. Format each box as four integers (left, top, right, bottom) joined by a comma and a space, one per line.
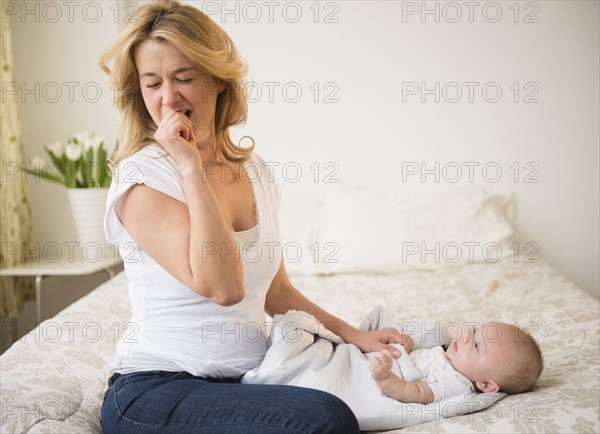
104, 144, 282, 378
410, 346, 477, 402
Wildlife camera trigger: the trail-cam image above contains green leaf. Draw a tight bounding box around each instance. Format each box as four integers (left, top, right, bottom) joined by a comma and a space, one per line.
63, 161, 78, 188
23, 167, 67, 187
45, 147, 65, 178
82, 147, 95, 187
97, 144, 108, 188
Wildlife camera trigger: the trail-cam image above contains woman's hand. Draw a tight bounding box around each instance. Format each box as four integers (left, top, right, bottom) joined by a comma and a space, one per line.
348, 328, 413, 357
154, 108, 206, 170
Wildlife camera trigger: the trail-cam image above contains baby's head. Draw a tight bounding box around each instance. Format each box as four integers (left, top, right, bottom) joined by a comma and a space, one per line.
445, 322, 543, 394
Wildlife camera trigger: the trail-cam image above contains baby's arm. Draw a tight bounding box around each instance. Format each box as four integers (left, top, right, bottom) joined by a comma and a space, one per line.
369, 350, 434, 404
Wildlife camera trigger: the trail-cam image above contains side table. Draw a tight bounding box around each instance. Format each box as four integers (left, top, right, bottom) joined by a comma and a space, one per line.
0, 254, 123, 325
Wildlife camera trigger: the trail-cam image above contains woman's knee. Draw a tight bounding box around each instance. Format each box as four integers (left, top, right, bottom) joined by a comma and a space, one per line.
299, 388, 360, 434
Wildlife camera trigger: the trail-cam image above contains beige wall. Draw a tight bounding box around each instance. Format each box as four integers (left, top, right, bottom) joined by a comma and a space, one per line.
8, 1, 599, 307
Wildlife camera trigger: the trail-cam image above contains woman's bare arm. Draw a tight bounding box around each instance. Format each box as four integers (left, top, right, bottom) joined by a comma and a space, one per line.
116, 158, 244, 306
265, 258, 414, 353
117, 105, 246, 305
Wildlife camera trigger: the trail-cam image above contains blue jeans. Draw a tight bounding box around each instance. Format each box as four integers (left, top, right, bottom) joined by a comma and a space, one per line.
100, 371, 360, 433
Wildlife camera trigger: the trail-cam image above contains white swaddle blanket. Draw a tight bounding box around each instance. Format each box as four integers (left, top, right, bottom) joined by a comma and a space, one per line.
242, 306, 505, 431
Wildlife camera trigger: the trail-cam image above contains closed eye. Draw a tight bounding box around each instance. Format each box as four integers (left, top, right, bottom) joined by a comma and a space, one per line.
176, 78, 192, 83
146, 83, 160, 89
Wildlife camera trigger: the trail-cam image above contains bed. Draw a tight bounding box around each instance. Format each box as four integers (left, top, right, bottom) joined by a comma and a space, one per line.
1, 185, 599, 433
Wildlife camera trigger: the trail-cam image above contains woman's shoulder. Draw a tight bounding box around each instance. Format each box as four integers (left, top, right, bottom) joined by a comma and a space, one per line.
245, 151, 274, 176
125, 143, 170, 162
245, 151, 274, 181
114, 143, 180, 184
118, 143, 177, 172
245, 151, 282, 206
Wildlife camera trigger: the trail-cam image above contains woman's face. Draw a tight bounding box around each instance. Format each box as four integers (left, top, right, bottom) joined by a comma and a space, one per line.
134, 38, 224, 148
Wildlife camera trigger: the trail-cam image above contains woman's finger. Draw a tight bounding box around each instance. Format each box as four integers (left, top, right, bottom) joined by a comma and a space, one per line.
383, 345, 402, 358
382, 328, 414, 351
163, 113, 193, 140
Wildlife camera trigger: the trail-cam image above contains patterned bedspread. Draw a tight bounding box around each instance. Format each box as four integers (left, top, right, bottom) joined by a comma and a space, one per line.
1, 257, 598, 433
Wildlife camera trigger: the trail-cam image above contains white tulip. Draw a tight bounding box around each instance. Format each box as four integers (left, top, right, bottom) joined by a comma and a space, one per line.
65, 143, 83, 161
84, 135, 104, 152
74, 131, 94, 145
46, 140, 63, 158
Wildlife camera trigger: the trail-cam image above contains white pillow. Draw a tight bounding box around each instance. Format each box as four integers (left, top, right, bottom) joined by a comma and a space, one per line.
278, 190, 323, 275
314, 184, 515, 274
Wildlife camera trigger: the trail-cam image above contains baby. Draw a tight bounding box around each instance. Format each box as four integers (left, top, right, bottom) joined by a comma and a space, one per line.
369, 322, 543, 404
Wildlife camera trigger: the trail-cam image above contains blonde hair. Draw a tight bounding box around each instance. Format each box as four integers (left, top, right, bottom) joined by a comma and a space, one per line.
498, 325, 544, 394
99, 0, 254, 171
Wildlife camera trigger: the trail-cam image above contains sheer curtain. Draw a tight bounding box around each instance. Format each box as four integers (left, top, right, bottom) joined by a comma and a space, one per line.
0, 15, 34, 317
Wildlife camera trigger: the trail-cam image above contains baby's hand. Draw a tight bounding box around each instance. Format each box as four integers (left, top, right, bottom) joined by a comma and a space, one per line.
369, 349, 395, 381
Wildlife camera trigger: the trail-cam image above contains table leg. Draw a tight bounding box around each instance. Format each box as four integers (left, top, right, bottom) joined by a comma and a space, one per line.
35, 275, 44, 325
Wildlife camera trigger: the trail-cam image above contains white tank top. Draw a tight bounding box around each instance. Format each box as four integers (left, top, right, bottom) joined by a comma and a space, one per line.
104, 144, 282, 378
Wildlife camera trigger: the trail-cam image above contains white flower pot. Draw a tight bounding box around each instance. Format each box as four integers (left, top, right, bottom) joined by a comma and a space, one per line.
66, 188, 110, 256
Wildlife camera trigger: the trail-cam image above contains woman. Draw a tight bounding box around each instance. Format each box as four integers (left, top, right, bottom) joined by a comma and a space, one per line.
99, 1, 412, 432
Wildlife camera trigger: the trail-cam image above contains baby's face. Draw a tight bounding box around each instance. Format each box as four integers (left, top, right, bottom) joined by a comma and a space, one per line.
445, 322, 515, 392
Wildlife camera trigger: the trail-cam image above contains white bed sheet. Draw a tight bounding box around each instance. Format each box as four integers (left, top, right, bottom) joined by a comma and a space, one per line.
1, 256, 598, 433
